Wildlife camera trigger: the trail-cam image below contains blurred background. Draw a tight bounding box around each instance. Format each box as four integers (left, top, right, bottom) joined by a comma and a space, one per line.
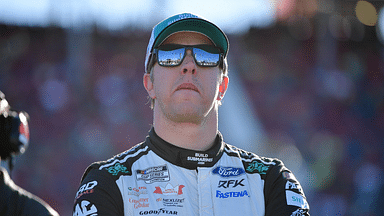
1, 0, 383, 215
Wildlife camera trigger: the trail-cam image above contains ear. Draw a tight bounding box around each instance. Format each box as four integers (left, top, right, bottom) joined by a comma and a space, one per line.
217, 76, 229, 100
143, 73, 156, 99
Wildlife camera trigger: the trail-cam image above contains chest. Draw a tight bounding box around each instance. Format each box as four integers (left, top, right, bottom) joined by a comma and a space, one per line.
118, 160, 265, 216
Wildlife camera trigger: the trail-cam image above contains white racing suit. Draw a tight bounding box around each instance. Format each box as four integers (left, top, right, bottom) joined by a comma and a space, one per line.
73, 128, 310, 216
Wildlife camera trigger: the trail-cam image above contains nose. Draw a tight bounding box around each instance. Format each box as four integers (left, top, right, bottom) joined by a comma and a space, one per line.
181, 49, 196, 75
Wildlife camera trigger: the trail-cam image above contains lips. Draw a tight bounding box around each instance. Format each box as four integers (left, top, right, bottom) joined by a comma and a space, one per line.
175, 83, 199, 93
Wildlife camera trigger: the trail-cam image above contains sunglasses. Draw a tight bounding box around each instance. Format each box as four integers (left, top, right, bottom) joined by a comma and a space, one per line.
151, 44, 223, 68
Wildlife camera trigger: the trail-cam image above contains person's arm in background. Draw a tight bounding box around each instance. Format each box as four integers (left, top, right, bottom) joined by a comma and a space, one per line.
0, 167, 59, 216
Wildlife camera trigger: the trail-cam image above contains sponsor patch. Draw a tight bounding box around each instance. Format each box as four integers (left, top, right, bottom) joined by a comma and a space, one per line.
286, 191, 309, 209
129, 198, 150, 209
187, 153, 213, 165
285, 181, 302, 193
282, 171, 298, 181
157, 198, 185, 208
139, 208, 177, 215
212, 166, 245, 177
246, 160, 270, 174
128, 186, 148, 196
153, 183, 184, 196
290, 209, 307, 216
73, 200, 98, 216
75, 181, 98, 200
107, 162, 130, 176
218, 179, 245, 188
136, 165, 170, 184
216, 190, 250, 198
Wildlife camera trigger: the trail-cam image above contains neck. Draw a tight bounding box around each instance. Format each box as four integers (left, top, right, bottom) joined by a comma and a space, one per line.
152, 106, 219, 151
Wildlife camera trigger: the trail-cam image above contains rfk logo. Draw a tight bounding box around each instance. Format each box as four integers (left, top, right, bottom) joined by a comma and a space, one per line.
218, 179, 245, 188
153, 184, 185, 196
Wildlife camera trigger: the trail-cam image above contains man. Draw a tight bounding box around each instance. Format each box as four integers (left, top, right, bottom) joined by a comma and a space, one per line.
0, 91, 59, 216
0, 165, 60, 216
73, 13, 310, 216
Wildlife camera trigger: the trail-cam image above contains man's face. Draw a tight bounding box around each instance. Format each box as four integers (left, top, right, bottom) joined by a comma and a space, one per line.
144, 31, 228, 124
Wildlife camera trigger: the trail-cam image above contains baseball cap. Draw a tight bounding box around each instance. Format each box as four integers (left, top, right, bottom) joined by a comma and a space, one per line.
144, 12, 229, 73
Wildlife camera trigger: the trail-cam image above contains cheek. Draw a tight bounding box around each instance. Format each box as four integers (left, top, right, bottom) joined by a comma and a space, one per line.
153, 80, 168, 97
153, 70, 174, 96
202, 75, 221, 97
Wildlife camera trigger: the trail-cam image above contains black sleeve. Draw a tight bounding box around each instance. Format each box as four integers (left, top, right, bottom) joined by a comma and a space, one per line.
73, 165, 124, 216
264, 160, 310, 216
18, 192, 59, 216
0, 170, 59, 216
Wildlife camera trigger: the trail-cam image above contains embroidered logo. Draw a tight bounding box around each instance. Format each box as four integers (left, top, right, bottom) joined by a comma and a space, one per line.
216, 190, 250, 198
153, 184, 185, 196
212, 166, 245, 177
128, 186, 148, 196
246, 161, 270, 175
136, 165, 170, 184
107, 162, 130, 176
73, 200, 98, 216
186, 153, 213, 165
75, 181, 98, 200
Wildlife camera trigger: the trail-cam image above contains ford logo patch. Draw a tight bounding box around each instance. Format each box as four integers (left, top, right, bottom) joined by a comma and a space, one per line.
212, 166, 245, 177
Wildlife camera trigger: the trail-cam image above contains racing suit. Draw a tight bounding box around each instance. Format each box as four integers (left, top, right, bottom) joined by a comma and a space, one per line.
73, 128, 310, 216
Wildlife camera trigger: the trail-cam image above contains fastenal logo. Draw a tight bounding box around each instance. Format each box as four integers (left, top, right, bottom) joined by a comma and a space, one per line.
136, 165, 170, 184
212, 166, 245, 177
215, 190, 250, 199
153, 183, 184, 196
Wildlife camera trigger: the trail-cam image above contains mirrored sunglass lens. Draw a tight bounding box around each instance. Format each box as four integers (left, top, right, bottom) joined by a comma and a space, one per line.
158, 48, 184, 66
193, 48, 220, 66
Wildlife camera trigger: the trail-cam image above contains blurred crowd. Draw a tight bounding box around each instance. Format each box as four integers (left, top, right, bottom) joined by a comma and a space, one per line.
235, 21, 383, 215
1, 13, 383, 215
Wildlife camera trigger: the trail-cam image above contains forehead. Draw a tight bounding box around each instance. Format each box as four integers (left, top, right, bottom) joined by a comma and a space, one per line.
161, 31, 214, 46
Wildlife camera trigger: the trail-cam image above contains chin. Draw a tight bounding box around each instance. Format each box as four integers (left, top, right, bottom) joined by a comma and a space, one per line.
166, 110, 205, 125
159, 100, 214, 124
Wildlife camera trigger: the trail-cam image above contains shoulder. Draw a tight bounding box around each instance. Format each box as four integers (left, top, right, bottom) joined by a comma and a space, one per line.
223, 143, 285, 177
73, 142, 150, 215
223, 144, 310, 214
81, 142, 150, 182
